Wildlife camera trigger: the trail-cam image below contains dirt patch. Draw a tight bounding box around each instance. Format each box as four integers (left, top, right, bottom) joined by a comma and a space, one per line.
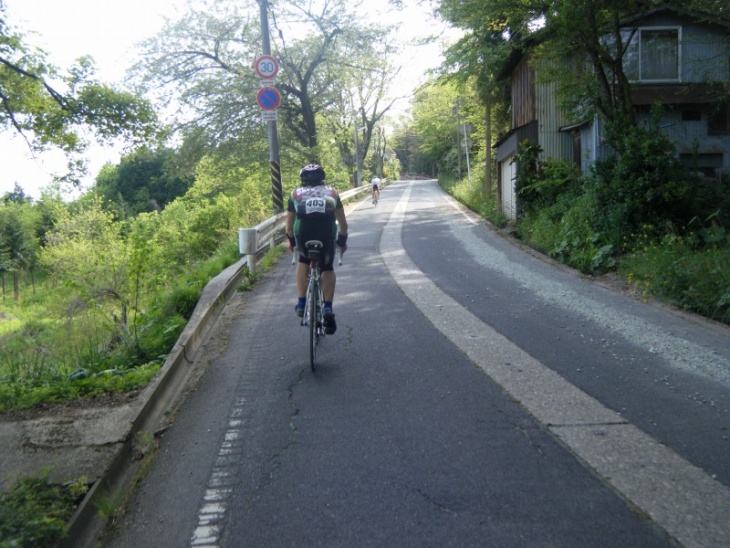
0, 390, 142, 423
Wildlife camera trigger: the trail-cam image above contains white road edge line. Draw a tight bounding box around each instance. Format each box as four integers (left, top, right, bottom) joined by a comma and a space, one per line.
189, 396, 248, 547
381, 181, 730, 548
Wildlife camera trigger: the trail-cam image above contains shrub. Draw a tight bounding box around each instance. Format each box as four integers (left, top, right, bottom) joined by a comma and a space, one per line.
619, 227, 730, 324
515, 141, 582, 214
439, 172, 502, 225
518, 190, 616, 274
0, 474, 88, 546
592, 114, 694, 236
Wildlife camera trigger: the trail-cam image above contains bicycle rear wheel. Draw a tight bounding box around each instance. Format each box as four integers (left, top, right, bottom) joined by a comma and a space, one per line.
309, 279, 318, 370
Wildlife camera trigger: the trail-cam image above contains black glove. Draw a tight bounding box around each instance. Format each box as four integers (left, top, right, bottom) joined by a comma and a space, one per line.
336, 233, 348, 248
288, 234, 296, 248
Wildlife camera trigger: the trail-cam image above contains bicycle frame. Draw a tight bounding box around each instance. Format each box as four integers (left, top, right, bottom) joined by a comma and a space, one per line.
301, 240, 325, 370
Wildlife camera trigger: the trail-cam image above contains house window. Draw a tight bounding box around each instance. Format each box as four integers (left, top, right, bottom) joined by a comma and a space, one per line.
624, 27, 680, 82
708, 104, 729, 135
679, 153, 723, 177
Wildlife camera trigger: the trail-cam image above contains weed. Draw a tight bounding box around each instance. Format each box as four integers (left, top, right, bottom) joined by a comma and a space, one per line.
0, 473, 89, 546
93, 489, 126, 522
439, 175, 502, 225
619, 230, 730, 323
238, 245, 286, 292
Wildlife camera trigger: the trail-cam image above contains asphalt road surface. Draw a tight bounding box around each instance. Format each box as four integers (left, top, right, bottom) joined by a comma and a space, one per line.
107, 179, 730, 547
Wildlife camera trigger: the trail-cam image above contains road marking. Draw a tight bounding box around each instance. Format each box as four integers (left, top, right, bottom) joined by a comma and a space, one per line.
189, 396, 248, 547
380, 181, 730, 548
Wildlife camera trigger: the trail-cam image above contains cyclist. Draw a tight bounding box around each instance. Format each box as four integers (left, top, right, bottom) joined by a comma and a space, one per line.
371, 175, 381, 203
286, 164, 348, 335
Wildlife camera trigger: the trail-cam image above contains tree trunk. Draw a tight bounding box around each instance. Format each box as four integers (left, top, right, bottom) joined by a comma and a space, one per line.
485, 99, 492, 196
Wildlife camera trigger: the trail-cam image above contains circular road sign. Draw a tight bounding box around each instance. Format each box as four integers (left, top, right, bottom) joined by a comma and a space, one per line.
257, 87, 281, 110
254, 55, 279, 79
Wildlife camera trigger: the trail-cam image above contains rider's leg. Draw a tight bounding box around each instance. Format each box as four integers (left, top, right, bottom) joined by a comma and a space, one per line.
296, 262, 309, 298
321, 270, 336, 303
321, 269, 337, 334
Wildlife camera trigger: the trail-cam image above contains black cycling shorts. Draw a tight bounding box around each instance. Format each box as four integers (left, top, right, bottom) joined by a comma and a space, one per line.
295, 218, 336, 271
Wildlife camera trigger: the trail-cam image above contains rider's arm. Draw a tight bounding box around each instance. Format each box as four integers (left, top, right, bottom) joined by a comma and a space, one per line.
335, 206, 348, 238
286, 210, 296, 247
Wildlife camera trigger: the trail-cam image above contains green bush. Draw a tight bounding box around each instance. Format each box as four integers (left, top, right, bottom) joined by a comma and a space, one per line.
518, 190, 616, 274
0, 474, 88, 547
439, 173, 502, 225
0, 362, 160, 413
515, 141, 582, 214
0, 237, 242, 412
619, 228, 730, 324
592, 115, 694, 236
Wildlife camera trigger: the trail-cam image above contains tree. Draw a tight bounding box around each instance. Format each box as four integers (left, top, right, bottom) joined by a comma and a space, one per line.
1, 183, 31, 204
437, 0, 729, 127
437, 17, 512, 192
0, 4, 159, 182
403, 79, 463, 176
0, 202, 36, 301
132, 4, 265, 151
92, 147, 195, 217
319, 29, 402, 182
40, 199, 133, 333
0, 232, 10, 304
132, 0, 402, 170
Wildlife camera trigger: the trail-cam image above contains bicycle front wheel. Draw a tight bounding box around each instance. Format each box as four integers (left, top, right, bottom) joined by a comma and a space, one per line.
309, 279, 318, 370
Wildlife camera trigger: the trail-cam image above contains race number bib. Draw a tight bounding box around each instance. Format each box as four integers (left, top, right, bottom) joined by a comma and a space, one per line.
305, 197, 326, 214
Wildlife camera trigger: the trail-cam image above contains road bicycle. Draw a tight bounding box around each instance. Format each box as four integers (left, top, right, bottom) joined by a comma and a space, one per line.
301, 240, 325, 370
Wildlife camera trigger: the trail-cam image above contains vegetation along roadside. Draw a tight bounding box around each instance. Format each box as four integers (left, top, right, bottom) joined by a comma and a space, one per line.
439, 115, 730, 326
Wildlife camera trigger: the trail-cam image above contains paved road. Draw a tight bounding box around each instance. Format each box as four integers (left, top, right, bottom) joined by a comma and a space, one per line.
107, 180, 730, 547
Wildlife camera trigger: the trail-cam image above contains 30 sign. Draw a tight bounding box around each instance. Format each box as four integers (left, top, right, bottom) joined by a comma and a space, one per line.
254, 55, 279, 80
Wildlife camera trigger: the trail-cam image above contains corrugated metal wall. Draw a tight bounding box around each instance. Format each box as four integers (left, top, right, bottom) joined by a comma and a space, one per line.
512, 58, 536, 128
536, 78, 574, 161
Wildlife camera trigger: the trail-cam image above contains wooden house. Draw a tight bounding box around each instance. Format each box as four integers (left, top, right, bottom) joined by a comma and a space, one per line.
493, 7, 730, 221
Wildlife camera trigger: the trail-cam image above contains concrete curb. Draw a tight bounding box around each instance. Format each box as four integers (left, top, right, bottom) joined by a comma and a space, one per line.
63, 184, 371, 546
63, 256, 250, 547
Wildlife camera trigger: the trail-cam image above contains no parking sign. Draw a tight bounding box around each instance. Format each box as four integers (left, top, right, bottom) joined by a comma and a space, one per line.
257, 87, 281, 110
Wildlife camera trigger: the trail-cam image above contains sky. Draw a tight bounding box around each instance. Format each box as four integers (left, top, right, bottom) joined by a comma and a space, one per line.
0, 0, 457, 200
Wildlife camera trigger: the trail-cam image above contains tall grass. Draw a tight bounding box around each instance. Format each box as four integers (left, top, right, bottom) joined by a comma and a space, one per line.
0, 240, 245, 412
439, 173, 505, 225
619, 229, 730, 324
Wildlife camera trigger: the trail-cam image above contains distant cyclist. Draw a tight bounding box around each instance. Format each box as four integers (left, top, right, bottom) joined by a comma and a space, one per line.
286, 164, 348, 335
371, 175, 381, 204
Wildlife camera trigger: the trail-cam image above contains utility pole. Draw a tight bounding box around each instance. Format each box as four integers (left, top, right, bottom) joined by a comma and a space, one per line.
454, 99, 462, 179
462, 121, 471, 182
258, 0, 283, 213
353, 112, 362, 187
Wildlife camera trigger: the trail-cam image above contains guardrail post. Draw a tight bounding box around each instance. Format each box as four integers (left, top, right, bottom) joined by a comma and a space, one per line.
238, 228, 258, 273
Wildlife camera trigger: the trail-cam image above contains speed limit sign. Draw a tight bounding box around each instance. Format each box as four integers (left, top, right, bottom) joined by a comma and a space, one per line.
254, 55, 279, 80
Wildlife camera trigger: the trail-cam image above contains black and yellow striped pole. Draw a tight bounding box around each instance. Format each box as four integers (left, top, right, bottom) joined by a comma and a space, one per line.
258, 0, 284, 214
269, 158, 283, 212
